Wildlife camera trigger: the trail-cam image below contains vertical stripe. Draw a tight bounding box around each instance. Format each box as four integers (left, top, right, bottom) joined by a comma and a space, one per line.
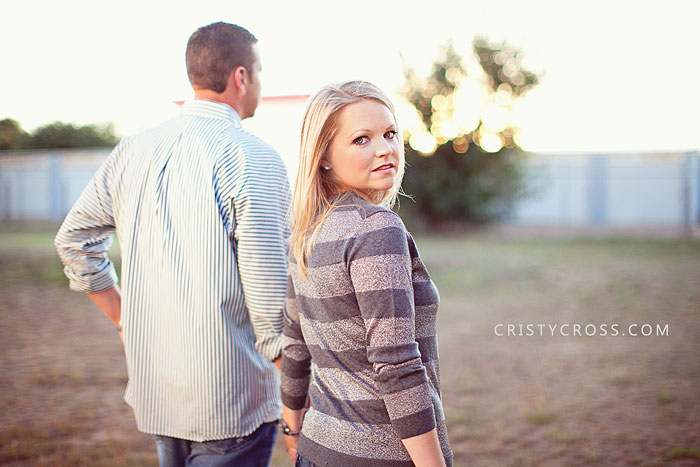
682, 152, 692, 233
48, 153, 62, 220
696, 151, 700, 226
55, 100, 291, 441
588, 153, 607, 226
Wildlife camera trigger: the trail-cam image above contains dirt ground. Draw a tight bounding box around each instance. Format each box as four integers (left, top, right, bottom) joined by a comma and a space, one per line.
1, 229, 699, 466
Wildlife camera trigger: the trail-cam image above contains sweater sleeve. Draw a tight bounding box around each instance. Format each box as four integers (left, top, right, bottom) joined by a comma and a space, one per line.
348, 211, 436, 439
280, 267, 312, 409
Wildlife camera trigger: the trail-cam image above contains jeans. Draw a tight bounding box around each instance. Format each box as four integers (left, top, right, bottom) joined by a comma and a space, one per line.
294, 453, 318, 467
153, 422, 277, 467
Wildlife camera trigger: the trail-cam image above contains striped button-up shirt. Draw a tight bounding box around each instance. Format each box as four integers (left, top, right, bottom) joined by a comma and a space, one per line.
55, 100, 291, 441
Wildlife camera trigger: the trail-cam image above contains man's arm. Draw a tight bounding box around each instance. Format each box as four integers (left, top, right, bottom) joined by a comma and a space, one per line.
88, 285, 123, 342
230, 155, 291, 362
55, 146, 121, 309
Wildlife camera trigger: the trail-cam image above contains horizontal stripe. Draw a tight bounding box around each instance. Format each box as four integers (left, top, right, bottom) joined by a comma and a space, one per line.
281, 354, 311, 379
417, 335, 439, 363
298, 410, 412, 463
367, 342, 421, 366
307, 345, 369, 372
349, 254, 412, 293
308, 226, 408, 268
309, 384, 390, 425
374, 363, 429, 395
306, 237, 352, 267
281, 392, 308, 411
392, 406, 437, 439
299, 437, 414, 467
356, 288, 414, 319
312, 367, 380, 401
299, 316, 366, 352
348, 226, 409, 261
413, 280, 440, 306
296, 292, 359, 322
280, 192, 452, 463
291, 261, 354, 299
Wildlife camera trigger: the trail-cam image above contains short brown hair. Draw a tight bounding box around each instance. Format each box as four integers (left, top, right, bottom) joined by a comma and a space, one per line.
186, 22, 258, 93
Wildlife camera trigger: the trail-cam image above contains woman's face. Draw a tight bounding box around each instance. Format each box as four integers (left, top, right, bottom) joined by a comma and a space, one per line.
322, 99, 400, 197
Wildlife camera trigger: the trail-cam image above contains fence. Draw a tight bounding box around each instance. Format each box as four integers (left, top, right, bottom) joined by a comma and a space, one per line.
510, 152, 699, 230
1, 148, 698, 230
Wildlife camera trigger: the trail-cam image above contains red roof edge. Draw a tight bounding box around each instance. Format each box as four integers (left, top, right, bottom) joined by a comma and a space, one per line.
173, 95, 309, 107
262, 94, 310, 102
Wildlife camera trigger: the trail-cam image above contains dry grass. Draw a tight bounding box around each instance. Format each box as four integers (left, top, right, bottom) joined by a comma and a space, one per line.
1, 227, 699, 466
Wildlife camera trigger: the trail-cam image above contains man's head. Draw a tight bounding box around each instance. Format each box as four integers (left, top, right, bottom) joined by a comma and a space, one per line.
186, 22, 262, 119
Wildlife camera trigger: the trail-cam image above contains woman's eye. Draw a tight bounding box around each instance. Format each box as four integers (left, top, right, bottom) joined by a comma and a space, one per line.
385, 130, 397, 139
353, 136, 368, 145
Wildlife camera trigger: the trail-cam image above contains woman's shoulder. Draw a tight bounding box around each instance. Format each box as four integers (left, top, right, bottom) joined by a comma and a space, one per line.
332, 192, 406, 230
314, 192, 408, 249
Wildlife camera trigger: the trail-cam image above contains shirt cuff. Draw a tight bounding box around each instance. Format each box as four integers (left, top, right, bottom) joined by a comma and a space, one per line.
255, 332, 283, 362
66, 262, 119, 294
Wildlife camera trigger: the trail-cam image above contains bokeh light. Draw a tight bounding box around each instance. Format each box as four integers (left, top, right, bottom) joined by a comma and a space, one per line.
478, 131, 504, 153
409, 132, 438, 155
481, 102, 510, 133
452, 135, 469, 153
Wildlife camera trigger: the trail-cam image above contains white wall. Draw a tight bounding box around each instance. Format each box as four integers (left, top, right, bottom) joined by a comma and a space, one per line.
2, 143, 698, 229
510, 152, 699, 228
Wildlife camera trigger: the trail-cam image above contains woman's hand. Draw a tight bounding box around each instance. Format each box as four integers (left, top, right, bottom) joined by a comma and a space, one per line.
283, 433, 299, 462
281, 405, 306, 463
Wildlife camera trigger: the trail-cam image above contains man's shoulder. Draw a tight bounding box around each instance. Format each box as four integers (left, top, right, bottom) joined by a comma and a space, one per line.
217, 127, 288, 183
223, 125, 280, 159
117, 113, 186, 147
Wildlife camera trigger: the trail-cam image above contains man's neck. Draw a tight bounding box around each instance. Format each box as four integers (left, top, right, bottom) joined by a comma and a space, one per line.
193, 89, 245, 118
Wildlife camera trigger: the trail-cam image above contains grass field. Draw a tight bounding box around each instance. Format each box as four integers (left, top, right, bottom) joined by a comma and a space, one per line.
1, 226, 699, 466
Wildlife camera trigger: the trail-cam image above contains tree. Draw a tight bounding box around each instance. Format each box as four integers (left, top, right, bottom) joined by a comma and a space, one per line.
399, 37, 542, 225
0, 119, 30, 150
29, 122, 119, 149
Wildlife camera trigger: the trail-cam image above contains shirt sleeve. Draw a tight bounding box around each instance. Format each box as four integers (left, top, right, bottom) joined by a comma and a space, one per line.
280, 268, 312, 409
54, 146, 120, 293
348, 211, 436, 439
230, 150, 291, 362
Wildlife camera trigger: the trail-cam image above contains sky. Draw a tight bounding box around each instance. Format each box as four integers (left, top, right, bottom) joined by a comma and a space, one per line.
2, 0, 699, 154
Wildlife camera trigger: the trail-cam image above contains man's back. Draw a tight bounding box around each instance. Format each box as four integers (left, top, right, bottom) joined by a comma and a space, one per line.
56, 100, 291, 440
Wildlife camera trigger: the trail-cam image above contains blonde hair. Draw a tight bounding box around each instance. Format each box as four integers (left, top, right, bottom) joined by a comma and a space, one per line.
291, 80, 405, 278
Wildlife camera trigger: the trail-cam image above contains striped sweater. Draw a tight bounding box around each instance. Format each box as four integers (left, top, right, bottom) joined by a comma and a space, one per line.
281, 192, 452, 466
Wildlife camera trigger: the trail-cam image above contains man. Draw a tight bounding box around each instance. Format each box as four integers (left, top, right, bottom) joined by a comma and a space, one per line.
55, 22, 290, 466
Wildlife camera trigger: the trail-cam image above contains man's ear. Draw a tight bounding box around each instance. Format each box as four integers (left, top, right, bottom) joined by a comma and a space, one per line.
230, 66, 248, 94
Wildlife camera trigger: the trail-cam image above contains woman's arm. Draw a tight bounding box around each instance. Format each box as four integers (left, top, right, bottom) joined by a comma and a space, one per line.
280, 270, 311, 461
349, 212, 446, 466
401, 429, 446, 467
280, 405, 305, 461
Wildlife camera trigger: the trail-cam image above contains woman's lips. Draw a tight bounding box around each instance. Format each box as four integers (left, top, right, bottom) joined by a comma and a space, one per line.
372, 163, 395, 172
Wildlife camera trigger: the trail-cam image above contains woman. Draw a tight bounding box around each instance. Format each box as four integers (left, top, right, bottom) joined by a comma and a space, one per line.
280, 81, 452, 467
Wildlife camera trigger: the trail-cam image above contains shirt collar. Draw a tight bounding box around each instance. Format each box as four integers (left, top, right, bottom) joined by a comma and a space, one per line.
180, 99, 242, 128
